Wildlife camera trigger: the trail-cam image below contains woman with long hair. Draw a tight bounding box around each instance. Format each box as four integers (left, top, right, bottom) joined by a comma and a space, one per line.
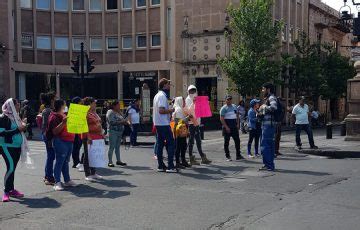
1, 98, 28, 202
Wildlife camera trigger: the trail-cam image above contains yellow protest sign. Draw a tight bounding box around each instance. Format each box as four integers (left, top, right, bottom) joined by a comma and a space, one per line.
67, 103, 90, 134
120, 100, 125, 109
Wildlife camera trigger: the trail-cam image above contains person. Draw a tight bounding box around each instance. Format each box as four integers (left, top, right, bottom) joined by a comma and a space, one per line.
292, 96, 318, 150
1, 99, 27, 202
220, 95, 244, 161
258, 83, 277, 171
127, 98, 141, 146
70, 97, 84, 171
82, 97, 104, 181
185, 85, 211, 165
20, 100, 35, 140
274, 98, 285, 158
237, 100, 247, 134
106, 100, 128, 167
247, 99, 262, 158
42, 92, 56, 185
46, 99, 77, 191
153, 78, 177, 173
311, 108, 320, 127
172, 96, 191, 168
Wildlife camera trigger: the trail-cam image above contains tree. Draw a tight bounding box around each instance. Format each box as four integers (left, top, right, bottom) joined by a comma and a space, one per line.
218, 0, 282, 97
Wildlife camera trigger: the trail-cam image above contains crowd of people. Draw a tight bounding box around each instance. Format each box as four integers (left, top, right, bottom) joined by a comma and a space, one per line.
0, 79, 319, 201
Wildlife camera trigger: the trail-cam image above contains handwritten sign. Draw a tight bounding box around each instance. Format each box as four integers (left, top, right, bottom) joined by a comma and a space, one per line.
88, 139, 106, 168
67, 103, 90, 134
195, 96, 213, 118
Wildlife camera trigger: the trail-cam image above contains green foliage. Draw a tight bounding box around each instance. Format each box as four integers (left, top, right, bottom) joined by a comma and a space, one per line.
218, 0, 282, 96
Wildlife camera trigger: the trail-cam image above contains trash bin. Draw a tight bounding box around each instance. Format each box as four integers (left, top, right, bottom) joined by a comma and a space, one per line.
326, 123, 332, 139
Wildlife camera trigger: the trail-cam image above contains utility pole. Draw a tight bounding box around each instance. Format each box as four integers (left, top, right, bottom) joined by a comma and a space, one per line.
80, 42, 85, 98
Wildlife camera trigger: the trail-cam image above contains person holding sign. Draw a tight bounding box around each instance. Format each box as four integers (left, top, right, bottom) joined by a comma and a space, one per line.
185, 85, 211, 165
82, 97, 104, 182
46, 100, 77, 191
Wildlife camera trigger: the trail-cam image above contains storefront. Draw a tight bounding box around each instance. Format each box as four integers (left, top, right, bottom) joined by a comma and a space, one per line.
123, 71, 158, 103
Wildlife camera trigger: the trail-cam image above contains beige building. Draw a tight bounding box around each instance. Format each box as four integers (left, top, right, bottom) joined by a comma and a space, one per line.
0, 0, 353, 114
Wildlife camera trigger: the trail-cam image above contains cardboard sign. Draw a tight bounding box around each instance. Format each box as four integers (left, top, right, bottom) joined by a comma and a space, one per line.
67, 103, 90, 134
88, 139, 106, 168
195, 96, 212, 118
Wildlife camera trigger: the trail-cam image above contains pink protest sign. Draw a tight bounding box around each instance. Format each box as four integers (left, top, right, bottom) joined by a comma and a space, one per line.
195, 96, 212, 118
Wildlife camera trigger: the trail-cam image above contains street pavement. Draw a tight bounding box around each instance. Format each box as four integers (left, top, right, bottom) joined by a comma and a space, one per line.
0, 129, 360, 230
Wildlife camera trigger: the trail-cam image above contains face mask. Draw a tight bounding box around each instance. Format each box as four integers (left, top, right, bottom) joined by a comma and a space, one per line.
163, 89, 170, 99
189, 93, 197, 100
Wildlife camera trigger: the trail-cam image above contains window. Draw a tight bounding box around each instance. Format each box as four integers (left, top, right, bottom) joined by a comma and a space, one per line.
20, 0, 32, 8
107, 37, 118, 50
73, 0, 85, 11
137, 0, 146, 8
151, 0, 160, 6
37, 0, 50, 10
55, 0, 68, 11
73, 38, 85, 50
90, 0, 102, 11
151, 34, 160, 47
122, 36, 132, 49
136, 35, 146, 48
107, 0, 118, 10
55, 37, 69, 50
90, 38, 102, 50
122, 0, 132, 9
37, 36, 51, 49
167, 8, 172, 39
21, 34, 33, 48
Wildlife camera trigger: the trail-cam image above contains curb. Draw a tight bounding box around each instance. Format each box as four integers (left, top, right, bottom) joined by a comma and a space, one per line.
297, 149, 360, 159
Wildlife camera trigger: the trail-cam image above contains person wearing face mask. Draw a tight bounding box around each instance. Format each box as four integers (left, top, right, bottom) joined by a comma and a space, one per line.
185, 85, 211, 165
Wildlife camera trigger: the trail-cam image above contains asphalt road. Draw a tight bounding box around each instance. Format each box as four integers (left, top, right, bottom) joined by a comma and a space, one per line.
0, 131, 360, 230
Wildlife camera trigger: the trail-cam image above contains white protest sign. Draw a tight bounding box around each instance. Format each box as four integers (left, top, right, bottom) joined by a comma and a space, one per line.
88, 139, 107, 168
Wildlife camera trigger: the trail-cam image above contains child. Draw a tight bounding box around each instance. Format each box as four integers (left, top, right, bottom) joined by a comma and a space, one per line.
174, 120, 190, 168
247, 99, 262, 158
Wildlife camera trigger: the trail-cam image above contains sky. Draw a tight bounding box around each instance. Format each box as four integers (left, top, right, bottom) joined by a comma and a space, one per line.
322, 0, 359, 15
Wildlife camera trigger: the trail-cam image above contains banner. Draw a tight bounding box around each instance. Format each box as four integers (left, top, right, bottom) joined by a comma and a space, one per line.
195, 96, 213, 118
67, 103, 90, 134
88, 139, 107, 168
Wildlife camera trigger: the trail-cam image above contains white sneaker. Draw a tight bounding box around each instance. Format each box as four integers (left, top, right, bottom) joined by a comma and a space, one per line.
77, 164, 84, 172
92, 174, 103, 180
85, 176, 95, 182
63, 180, 77, 187
53, 182, 64, 191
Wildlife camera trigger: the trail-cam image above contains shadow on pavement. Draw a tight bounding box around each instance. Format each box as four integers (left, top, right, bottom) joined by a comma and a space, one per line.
12, 196, 61, 209
124, 165, 153, 171
67, 184, 131, 199
96, 179, 137, 188
96, 168, 130, 176
275, 169, 331, 176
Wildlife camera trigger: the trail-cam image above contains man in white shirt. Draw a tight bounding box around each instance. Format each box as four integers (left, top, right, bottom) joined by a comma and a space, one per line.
292, 96, 318, 150
128, 98, 140, 146
153, 78, 177, 173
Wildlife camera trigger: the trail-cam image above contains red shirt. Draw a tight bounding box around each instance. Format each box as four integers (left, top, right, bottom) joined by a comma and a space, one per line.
47, 112, 75, 142
82, 111, 104, 140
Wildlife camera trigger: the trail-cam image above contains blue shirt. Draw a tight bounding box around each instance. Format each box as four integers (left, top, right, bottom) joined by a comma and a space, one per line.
220, 104, 238, 128
247, 108, 258, 130
292, 103, 309, 125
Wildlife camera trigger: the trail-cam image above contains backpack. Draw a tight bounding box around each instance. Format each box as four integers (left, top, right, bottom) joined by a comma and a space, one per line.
273, 97, 285, 123
175, 120, 188, 138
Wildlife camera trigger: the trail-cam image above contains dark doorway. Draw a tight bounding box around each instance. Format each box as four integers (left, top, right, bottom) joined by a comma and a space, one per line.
196, 77, 217, 101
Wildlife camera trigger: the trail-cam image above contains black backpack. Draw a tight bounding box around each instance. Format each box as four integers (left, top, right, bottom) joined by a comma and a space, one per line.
273, 97, 285, 123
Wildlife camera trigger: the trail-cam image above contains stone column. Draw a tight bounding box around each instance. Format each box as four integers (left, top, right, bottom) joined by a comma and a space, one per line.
345, 61, 360, 141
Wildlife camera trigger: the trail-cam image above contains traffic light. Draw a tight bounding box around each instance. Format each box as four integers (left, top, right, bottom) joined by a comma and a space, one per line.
71, 55, 80, 76
86, 54, 95, 75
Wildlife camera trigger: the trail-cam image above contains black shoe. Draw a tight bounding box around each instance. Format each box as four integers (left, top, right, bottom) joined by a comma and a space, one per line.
276, 152, 283, 156
310, 145, 318, 149
108, 163, 115, 167
116, 161, 127, 166
181, 161, 191, 168
259, 166, 269, 171
157, 166, 167, 172
176, 163, 186, 169
236, 155, 244, 160
295, 146, 302, 151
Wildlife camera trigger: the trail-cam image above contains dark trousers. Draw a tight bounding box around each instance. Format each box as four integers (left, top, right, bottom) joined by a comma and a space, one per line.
155, 125, 175, 170
82, 139, 96, 177
175, 137, 187, 164
72, 134, 82, 167
261, 125, 275, 170
224, 128, 241, 157
248, 128, 261, 155
1, 147, 21, 193
296, 124, 315, 147
130, 124, 139, 145
188, 125, 204, 157
27, 125, 33, 137
275, 123, 282, 154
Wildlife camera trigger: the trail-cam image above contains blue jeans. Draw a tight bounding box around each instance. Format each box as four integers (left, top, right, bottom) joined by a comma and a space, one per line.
261, 125, 275, 170
43, 134, 55, 179
130, 124, 139, 145
155, 126, 175, 170
53, 138, 73, 183
295, 124, 315, 147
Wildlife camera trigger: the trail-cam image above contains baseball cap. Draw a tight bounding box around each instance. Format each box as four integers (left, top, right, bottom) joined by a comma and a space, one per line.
187, 85, 197, 91
159, 78, 171, 89
250, 99, 261, 107
225, 95, 233, 100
